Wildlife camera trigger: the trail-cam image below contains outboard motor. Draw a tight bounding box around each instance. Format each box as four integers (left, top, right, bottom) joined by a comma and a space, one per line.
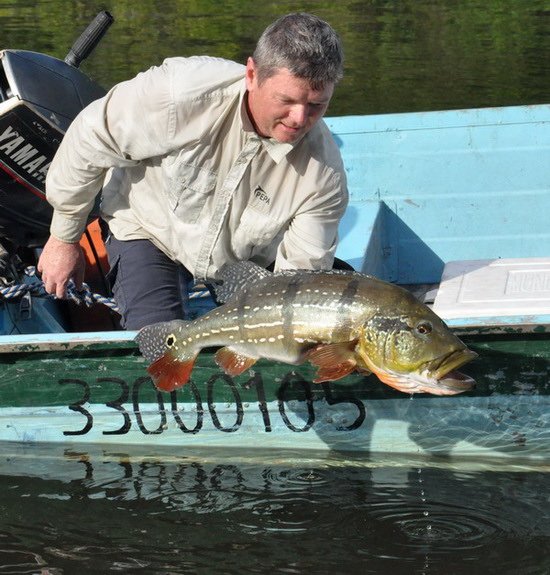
0, 11, 113, 249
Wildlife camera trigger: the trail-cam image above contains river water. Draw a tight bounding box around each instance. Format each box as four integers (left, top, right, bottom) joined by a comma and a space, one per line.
1, 1, 550, 573
1, 444, 549, 575
1, 0, 549, 115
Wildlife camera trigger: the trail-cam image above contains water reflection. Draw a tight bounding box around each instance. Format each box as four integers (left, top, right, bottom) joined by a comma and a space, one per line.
0, 444, 549, 574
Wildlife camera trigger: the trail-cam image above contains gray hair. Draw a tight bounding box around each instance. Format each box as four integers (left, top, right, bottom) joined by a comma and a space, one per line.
252, 13, 344, 89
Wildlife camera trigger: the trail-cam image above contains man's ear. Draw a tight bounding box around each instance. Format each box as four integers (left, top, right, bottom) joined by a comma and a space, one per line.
245, 57, 257, 90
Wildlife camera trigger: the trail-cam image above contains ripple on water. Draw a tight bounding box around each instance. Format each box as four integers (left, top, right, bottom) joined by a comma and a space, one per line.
378, 501, 519, 551
366, 466, 546, 563
231, 468, 332, 534
261, 467, 330, 488
2, 442, 550, 574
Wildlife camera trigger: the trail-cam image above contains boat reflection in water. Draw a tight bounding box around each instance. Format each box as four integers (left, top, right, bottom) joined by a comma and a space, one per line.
0, 443, 548, 574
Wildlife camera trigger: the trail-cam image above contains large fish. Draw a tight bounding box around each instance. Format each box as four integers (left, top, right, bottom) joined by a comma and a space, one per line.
136, 262, 477, 395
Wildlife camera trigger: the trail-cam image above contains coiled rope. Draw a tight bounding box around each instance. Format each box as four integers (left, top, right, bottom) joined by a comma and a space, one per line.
0, 267, 211, 314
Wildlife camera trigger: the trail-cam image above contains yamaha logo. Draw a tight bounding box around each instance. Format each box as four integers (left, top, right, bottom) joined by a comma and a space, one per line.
0, 124, 51, 183
0, 105, 60, 195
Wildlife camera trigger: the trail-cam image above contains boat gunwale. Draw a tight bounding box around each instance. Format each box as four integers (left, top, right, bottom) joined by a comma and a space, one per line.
0, 314, 549, 355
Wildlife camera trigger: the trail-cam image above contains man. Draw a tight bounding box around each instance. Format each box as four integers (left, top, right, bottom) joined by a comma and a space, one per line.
38, 12, 348, 330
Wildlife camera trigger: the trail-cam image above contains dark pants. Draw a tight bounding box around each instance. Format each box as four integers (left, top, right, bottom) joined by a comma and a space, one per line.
105, 234, 354, 330
105, 235, 193, 330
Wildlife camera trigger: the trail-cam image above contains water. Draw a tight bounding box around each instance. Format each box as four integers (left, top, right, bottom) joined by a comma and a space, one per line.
1, 1, 550, 573
1, 444, 549, 575
0, 0, 549, 115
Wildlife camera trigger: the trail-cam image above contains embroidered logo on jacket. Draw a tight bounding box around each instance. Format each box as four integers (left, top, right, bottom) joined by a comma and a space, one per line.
250, 185, 271, 214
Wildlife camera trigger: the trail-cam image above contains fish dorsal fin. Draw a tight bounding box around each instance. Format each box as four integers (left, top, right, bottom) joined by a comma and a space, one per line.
214, 261, 272, 303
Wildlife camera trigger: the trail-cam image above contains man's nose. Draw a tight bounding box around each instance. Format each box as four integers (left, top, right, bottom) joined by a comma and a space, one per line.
289, 105, 307, 126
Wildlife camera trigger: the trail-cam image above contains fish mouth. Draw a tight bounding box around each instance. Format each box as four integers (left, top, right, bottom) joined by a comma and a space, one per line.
422, 348, 478, 395
364, 348, 477, 396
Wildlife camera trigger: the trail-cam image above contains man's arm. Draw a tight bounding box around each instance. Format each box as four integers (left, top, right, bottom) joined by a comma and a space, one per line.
274, 171, 348, 271
39, 62, 177, 297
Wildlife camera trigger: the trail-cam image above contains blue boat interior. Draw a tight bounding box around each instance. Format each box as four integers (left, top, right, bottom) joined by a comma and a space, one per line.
1, 103, 549, 336
329, 104, 550, 282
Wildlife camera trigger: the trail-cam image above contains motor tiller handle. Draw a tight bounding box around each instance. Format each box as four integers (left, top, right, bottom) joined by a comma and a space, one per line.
64, 11, 114, 68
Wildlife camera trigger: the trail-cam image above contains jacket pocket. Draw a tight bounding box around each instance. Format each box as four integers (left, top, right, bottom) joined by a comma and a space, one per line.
232, 206, 285, 261
169, 164, 217, 224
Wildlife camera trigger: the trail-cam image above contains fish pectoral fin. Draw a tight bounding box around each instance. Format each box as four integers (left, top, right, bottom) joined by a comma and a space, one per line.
215, 347, 258, 376
147, 351, 197, 392
305, 341, 357, 366
312, 362, 357, 383
304, 341, 358, 383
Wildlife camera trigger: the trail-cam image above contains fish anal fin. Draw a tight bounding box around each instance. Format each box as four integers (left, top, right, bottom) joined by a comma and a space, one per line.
215, 347, 258, 376
147, 351, 197, 392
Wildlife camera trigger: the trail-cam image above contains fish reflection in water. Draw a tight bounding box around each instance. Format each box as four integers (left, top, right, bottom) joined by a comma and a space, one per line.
0, 446, 549, 574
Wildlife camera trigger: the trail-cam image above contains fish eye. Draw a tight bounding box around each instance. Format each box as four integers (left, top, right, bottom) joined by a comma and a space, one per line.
415, 321, 433, 335
165, 334, 176, 347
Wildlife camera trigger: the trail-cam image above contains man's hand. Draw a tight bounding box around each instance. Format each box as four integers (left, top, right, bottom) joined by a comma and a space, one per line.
37, 236, 86, 299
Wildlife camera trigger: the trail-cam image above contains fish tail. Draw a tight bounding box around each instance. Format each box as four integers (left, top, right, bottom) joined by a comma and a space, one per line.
147, 349, 198, 392
135, 319, 197, 391
135, 319, 190, 361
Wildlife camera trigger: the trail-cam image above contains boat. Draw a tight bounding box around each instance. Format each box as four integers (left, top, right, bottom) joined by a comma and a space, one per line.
0, 14, 548, 465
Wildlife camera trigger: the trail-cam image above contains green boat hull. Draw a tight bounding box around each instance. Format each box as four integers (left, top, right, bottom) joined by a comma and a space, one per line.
0, 329, 548, 463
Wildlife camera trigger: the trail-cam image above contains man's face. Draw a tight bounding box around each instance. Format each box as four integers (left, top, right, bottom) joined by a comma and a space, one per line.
245, 57, 334, 143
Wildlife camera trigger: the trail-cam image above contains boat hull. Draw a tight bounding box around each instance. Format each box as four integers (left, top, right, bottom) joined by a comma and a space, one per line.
0, 329, 548, 463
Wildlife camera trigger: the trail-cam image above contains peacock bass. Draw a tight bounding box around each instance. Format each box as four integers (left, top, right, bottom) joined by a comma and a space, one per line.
136, 262, 477, 395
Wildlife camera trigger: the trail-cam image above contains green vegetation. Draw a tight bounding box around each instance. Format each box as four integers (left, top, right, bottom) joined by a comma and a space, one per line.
1, 1, 548, 115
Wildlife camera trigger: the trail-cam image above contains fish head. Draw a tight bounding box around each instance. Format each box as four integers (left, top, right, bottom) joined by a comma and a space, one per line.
357, 302, 477, 396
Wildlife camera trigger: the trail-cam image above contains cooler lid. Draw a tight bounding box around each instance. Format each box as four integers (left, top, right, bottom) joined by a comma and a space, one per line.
432, 257, 550, 319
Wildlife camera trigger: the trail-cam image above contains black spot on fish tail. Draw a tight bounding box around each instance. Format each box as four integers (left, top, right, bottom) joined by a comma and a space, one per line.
135, 320, 189, 363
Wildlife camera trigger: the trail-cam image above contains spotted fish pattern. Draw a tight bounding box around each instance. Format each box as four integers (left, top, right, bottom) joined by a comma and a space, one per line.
136, 263, 477, 395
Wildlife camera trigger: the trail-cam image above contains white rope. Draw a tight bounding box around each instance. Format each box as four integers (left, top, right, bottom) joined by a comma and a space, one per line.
0, 267, 211, 313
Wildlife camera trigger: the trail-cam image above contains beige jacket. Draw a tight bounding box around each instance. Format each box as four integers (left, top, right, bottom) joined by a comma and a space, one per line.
46, 56, 348, 281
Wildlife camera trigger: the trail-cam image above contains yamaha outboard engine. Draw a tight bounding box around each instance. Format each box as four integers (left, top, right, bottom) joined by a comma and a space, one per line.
0, 11, 113, 249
